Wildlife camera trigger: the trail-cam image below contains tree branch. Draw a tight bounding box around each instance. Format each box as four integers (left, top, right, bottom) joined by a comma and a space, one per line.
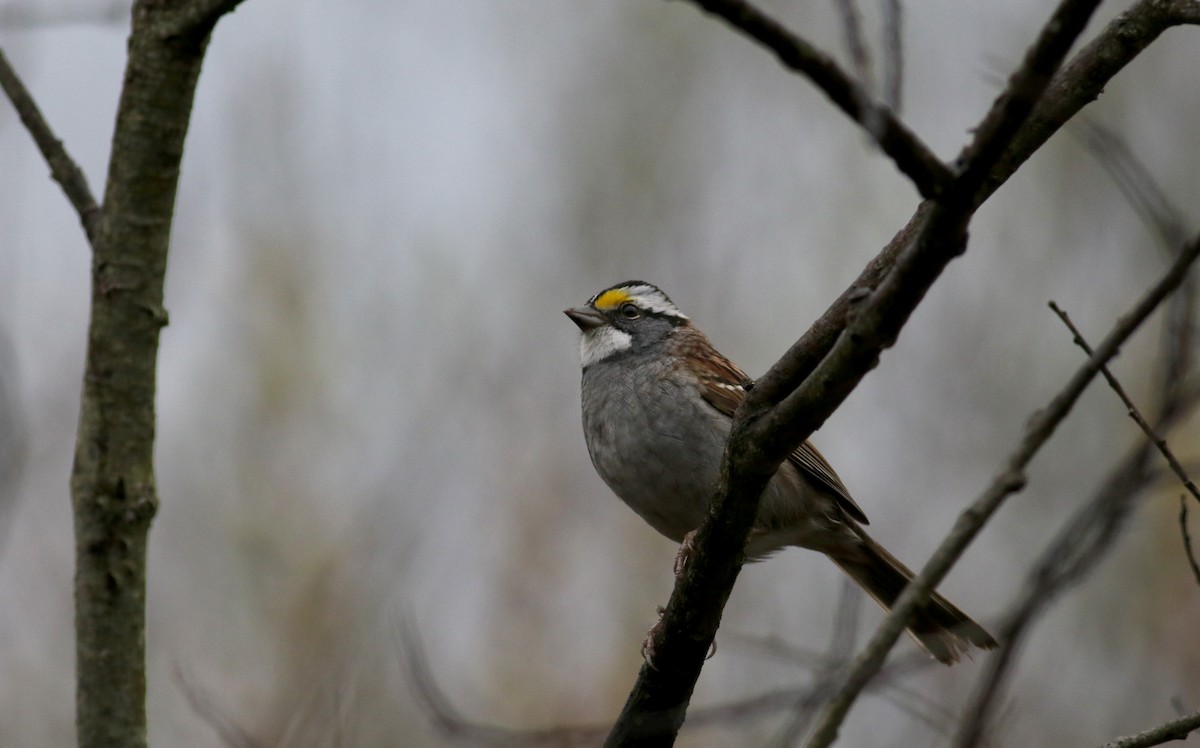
805, 232, 1200, 748
952, 0, 1104, 193
1099, 709, 1200, 748
1050, 301, 1200, 504
678, 0, 951, 198
0, 47, 101, 244
606, 0, 1125, 743
67, 1, 249, 746
161, 0, 249, 38
742, 0, 1188, 426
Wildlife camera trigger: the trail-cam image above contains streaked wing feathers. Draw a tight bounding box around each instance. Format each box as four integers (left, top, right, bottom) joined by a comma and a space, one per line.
689, 336, 869, 525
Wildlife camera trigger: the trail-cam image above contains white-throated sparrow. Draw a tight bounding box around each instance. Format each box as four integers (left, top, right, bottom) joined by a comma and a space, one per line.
565, 280, 996, 664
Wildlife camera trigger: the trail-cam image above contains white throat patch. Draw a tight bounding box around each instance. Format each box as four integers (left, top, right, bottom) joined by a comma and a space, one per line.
579, 326, 633, 367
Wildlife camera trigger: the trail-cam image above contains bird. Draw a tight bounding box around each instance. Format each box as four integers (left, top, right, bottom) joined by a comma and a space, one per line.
564, 280, 997, 664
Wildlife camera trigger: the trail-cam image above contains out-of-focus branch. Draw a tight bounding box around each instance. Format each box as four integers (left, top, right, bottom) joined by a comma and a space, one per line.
1179, 496, 1200, 587
833, 0, 873, 91
1099, 709, 1200, 748
678, 0, 951, 198
174, 667, 265, 748
0, 47, 100, 244
399, 599, 951, 747
880, 0, 903, 111
1073, 119, 1188, 250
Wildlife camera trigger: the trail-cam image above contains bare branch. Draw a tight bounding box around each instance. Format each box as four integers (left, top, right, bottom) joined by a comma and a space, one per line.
0, 47, 100, 244
1166, 0, 1200, 24
989, 0, 1191, 197
805, 233, 1200, 748
1050, 301, 1200, 503
605, 1, 1194, 743
950, 242, 1200, 747
752, 0, 1189, 416
397, 609, 951, 747
953, 0, 1104, 193
678, 0, 951, 198
1099, 709, 1200, 748
162, 0, 250, 37
953, 428, 1173, 746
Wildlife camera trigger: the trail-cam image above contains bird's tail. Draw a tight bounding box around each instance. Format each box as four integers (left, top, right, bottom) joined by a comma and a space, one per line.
830, 532, 997, 665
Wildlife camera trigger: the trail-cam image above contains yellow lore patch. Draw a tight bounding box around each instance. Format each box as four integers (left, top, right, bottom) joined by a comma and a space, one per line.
593, 288, 632, 310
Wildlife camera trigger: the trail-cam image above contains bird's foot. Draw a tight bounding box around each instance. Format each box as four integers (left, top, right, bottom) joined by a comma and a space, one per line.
674, 530, 697, 579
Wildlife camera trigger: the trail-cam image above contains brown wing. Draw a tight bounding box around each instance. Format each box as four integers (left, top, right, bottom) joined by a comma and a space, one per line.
790, 440, 868, 524
685, 329, 870, 525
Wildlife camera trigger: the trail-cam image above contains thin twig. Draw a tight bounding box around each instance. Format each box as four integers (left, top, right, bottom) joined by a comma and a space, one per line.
680, 0, 951, 198
1049, 301, 1200, 503
0, 47, 100, 244
1181, 496, 1200, 587
804, 232, 1200, 748
1099, 709, 1200, 748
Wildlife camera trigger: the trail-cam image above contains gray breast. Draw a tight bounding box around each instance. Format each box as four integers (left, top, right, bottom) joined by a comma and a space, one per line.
580, 355, 728, 542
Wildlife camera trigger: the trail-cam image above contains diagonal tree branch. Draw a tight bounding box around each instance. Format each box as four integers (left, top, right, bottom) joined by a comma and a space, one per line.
951, 0, 1105, 192
951, 287, 1200, 746
1051, 301, 1200, 504
679, 0, 951, 198
747, 0, 1188, 420
0, 47, 101, 244
805, 233, 1200, 748
607, 0, 1121, 744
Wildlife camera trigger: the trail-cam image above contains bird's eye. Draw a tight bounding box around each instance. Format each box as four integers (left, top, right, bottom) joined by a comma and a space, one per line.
619, 303, 641, 319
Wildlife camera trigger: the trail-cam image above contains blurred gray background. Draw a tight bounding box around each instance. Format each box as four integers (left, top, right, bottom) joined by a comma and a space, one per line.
1, 0, 1198, 745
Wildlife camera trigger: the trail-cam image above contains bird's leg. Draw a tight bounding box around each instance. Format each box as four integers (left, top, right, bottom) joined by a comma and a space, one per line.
674, 529, 697, 579
641, 606, 666, 666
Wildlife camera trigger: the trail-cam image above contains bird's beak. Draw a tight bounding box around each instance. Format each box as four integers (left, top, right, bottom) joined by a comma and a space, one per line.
564, 306, 606, 331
